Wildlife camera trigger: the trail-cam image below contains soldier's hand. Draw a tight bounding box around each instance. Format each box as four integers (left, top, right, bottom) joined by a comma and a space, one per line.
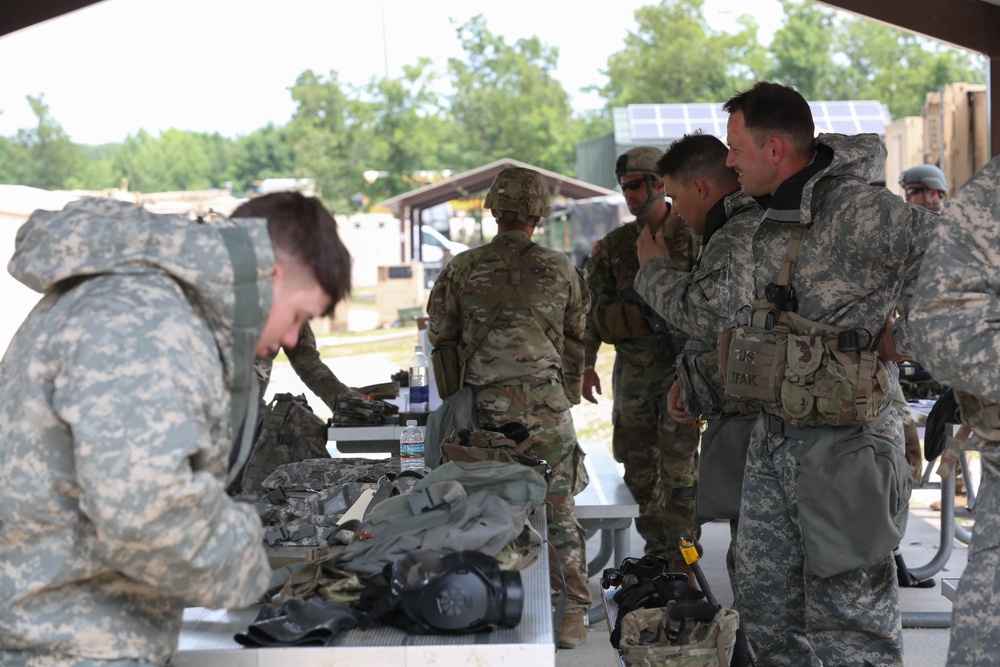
667, 379, 694, 423
637, 225, 671, 268
582, 368, 602, 404
876, 314, 904, 362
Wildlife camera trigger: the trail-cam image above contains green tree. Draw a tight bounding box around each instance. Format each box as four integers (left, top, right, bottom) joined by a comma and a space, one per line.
286, 69, 369, 211
12, 94, 84, 189
764, 2, 986, 116
112, 128, 234, 193
598, 0, 766, 107
447, 14, 577, 174
226, 123, 297, 194
359, 58, 456, 204
767, 0, 840, 99
833, 16, 986, 118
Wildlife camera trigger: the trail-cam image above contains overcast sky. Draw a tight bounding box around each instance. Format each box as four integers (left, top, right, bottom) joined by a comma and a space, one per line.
0, 0, 785, 145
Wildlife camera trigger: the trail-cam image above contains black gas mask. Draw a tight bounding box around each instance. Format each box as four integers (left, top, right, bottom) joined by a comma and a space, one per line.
384, 549, 523, 633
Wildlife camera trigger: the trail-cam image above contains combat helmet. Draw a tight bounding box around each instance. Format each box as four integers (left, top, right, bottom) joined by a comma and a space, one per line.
484, 167, 551, 219
615, 146, 664, 179
899, 164, 948, 193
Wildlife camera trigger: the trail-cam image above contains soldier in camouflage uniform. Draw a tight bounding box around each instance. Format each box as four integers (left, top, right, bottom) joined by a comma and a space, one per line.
0, 192, 352, 666
582, 147, 702, 571
908, 156, 1000, 667
721, 82, 937, 665
632, 132, 761, 606
426, 167, 592, 649
255, 321, 353, 413
895, 163, 950, 489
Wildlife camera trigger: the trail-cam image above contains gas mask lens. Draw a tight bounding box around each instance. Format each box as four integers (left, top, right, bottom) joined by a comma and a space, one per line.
391, 549, 448, 592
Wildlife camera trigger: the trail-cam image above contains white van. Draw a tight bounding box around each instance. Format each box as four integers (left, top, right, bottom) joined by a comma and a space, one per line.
415, 225, 469, 284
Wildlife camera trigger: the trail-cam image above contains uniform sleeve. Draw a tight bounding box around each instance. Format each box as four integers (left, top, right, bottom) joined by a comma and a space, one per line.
286, 322, 350, 412
54, 295, 271, 610
583, 239, 615, 367
634, 238, 737, 342
885, 201, 938, 357
909, 158, 1000, 402
427, 260, 463, 347
562, 266, 591, 404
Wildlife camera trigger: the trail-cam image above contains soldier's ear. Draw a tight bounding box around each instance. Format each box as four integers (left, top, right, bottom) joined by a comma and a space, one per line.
691, 178, 709, 200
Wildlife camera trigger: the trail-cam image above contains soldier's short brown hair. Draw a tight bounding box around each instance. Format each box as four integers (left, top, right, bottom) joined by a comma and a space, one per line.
723, 82, 815, 156
232, 192, 352, 315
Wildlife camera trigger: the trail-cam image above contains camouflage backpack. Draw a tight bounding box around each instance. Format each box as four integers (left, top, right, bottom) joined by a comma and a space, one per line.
332, 393, 398, 426
232, 393, 330, 501
618, 603, 740, 667
256, 457, 422, 548
440, 425, 552, 479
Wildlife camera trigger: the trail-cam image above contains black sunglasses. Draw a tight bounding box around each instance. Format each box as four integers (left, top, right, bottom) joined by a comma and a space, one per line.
621, 180, 646, 192
905, 186, 927, 196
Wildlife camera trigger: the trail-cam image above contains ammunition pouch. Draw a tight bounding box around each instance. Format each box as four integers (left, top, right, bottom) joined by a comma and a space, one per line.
596, 288, 674, 345
719, 311, 890, 427
955, 391, 1000, 442
431, 342, 463, 398
676, 347, 756, 418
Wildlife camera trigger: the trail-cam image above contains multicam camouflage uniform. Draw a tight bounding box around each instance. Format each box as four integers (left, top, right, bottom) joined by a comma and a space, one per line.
908, 156, 1000, 667
584, 212, 701, 560
255, 321, 350, 412
0, 199, 272, 665
426, 229, 592, 614
731, 133, 937, 665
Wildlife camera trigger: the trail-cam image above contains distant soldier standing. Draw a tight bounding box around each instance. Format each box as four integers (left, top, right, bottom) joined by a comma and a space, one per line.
908, 156, 1000, 667
426, 167, 592, 648
582, 147, 701, 573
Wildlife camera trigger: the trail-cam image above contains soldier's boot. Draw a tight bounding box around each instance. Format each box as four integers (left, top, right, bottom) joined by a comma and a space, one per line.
557, 611, 587, 649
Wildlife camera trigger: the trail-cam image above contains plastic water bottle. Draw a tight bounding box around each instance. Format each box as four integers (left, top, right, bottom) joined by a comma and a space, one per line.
408, 345, 430, 412
399, 419, 425, 472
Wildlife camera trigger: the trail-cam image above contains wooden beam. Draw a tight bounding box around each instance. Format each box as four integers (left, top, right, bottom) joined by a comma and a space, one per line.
816, 0, 1000, 55
1, 1, 107, 38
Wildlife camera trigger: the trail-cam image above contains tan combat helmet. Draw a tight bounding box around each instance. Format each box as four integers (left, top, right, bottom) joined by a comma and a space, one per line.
615, 146, 664, 179
484, 167, 551, 219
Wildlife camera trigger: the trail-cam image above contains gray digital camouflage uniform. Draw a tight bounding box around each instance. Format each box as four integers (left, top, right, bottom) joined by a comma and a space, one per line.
908, 156, 1000, 667
584, 214, 701, 561
426, 230, 592, 613
634, 189, 760, 602
733, 133, 936, 665
0, 199, 273, 665
255, 321, 350, 413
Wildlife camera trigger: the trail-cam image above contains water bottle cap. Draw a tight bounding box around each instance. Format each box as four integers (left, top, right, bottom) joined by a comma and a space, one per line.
406, 419, 418, 426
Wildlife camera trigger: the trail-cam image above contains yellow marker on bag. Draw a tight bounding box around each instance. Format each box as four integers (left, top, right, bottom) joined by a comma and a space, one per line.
679, 536, 700, 566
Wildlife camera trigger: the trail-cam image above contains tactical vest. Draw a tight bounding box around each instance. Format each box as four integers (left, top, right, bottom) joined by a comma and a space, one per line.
591, 221, 686, 356
718, 223, 891, 427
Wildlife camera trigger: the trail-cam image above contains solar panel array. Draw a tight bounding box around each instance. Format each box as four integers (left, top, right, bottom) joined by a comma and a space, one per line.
625, 101, 892, 142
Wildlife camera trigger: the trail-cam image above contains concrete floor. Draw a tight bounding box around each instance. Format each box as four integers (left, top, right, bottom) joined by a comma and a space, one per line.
560, 485, 967, 667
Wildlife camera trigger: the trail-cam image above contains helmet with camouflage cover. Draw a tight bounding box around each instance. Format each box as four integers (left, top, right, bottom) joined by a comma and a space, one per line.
615, 146, 664, 179
899, 164, 948, 193
484, 167, 551, 219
